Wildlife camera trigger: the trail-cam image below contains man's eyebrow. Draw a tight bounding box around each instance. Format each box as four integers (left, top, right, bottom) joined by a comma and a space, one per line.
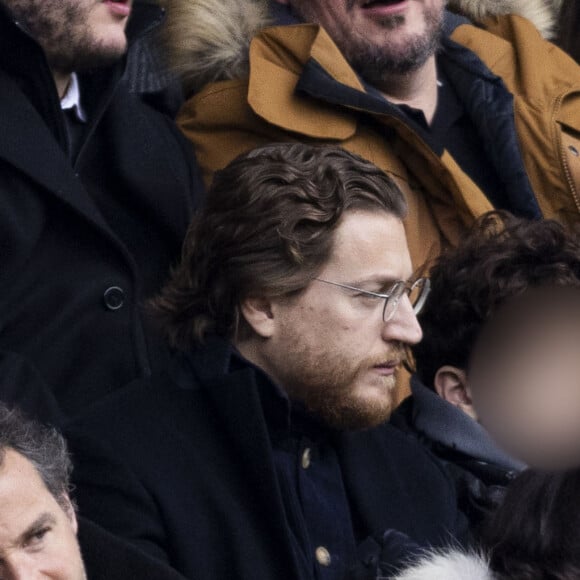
349, 276, 403, 288
19, 512, 57, 543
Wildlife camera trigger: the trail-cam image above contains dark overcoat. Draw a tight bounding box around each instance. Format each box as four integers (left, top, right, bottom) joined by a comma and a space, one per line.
67, 338, 467, 580
0, 2, 202, 418
79, 517, 188, 580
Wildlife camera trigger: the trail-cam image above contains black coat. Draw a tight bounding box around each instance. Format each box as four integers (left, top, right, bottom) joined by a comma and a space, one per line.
79, 517, 187, 580
67, 338, 467, 580
0, 3, 202, 418
0, 350, 62, 426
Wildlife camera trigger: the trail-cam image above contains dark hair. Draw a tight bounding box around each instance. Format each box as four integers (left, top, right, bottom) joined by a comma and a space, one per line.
0, 403, 72, 509
412, 212, 580, 387
483, 468, 580, 580
557, 0, 580, 64
151, 143, 407, 349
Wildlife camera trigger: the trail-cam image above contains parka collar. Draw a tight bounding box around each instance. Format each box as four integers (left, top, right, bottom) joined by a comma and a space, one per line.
409, 375, 526, 473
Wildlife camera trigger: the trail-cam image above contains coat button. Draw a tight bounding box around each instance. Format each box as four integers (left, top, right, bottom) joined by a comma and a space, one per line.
103, 286, 126, 311
315, 546, 331, 567
569, 145, 580, 157
301, 448, 311, 470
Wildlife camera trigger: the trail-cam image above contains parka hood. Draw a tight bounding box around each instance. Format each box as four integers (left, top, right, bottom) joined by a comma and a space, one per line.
448, 0, 558, 38
162, 0, 560, 95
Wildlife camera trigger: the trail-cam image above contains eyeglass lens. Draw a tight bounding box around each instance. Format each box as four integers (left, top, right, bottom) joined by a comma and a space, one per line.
382, 279, 429, 322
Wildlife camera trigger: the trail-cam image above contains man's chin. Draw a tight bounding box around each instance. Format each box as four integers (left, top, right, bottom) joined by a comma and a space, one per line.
49, 42, 128, 74
308, 389, 394, 431
321, 402, 393, 431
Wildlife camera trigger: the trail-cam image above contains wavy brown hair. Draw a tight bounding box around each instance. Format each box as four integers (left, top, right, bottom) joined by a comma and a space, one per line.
151, 143, 407, 349
412, 212, 580, 387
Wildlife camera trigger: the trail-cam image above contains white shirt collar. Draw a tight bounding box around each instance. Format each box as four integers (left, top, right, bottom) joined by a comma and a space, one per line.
60, 73, 87, 123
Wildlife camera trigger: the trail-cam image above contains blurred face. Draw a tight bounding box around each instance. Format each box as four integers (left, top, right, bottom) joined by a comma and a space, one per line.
0, 450, 86, 580
1, 0, 132, 73
276, 0, 445, 80
468, 286, 580, 470
248, 211, 422, 430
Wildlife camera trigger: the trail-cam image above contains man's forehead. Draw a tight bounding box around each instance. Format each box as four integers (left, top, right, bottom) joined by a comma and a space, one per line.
325, 211, 412, 276
0, 451, 58, 539
0, 449, 49, 502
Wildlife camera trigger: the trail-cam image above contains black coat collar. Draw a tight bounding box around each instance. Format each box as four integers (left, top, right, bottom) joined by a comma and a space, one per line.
171, 336, 293, 432
168, 338, 467, 548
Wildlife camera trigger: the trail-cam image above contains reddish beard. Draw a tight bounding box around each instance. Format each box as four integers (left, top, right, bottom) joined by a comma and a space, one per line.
285, 345, 407, 430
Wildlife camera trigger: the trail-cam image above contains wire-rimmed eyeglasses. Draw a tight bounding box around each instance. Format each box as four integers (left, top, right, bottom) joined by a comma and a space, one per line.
313, 277, 430, 322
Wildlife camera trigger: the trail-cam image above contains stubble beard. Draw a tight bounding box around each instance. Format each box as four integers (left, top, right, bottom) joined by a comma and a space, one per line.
339, 9, 444, 83
6, 0, 127, 74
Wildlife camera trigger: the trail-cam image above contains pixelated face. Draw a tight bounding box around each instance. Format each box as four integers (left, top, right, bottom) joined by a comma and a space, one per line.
0, 450, 86, 580
251, 210, 423, 430
275, 0, 445, 80
468, 286, 580, 470
1, 0, 132, 73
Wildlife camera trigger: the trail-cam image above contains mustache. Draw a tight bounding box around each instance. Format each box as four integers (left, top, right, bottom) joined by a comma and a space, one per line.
367, 344, 407, 367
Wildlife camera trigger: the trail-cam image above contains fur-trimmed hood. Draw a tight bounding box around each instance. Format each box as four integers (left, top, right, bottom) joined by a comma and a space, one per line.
448, 0, 559, 38
162, 0, 560, 95
391, 550, 494, 580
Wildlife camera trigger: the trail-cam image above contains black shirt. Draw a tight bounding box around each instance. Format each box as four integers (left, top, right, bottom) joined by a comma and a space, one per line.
394, 65, 507, 209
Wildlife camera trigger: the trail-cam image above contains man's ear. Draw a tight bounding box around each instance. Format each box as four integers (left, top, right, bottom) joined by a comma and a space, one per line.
240, 297, 276, 338
433, 365, 478, 420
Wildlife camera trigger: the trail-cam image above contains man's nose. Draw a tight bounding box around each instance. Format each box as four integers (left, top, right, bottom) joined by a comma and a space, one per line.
382, 294, 423, 345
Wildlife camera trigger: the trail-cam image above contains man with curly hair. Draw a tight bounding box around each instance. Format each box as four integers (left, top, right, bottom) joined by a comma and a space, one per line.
66, 143, 466, 580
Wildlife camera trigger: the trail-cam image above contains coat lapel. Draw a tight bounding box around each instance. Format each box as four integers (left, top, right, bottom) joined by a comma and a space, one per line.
0, 72, 120, 239
181, 341, 303, 578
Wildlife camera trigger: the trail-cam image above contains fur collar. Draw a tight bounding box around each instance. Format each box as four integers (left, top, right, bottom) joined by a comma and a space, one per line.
162, 0, 560, 95
161, 0, 271, 94
392, 550, 494, 580
448, 0, 558, 39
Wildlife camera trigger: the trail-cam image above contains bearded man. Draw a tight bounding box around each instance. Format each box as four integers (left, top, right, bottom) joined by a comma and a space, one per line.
162, 0, 580, 404
0, 0, 203, 419
66, 143, 466, 580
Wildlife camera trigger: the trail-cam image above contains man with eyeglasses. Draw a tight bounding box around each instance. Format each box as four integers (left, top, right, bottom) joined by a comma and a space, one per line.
66, 143, 466, 580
